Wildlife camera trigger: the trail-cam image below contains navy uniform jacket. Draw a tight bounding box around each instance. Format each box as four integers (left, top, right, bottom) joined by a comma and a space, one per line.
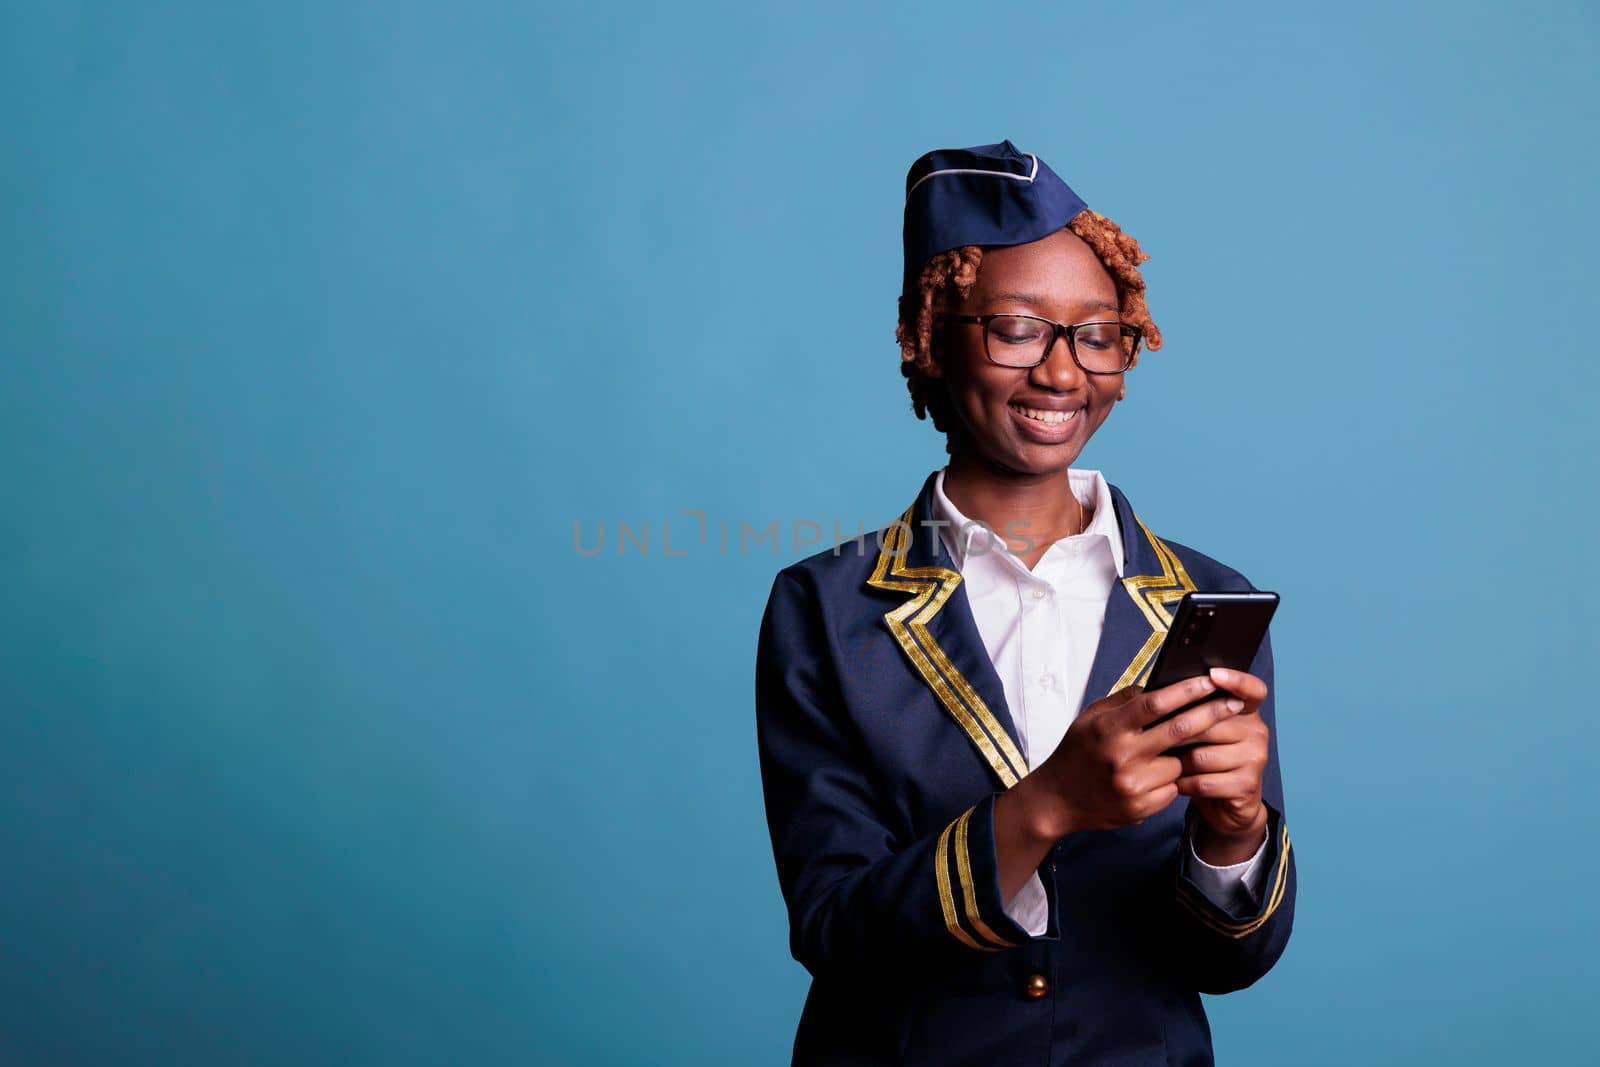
755, 472, 1296, 1066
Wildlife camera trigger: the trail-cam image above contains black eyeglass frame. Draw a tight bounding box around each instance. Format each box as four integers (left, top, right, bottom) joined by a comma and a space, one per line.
935, 313, 1142, 374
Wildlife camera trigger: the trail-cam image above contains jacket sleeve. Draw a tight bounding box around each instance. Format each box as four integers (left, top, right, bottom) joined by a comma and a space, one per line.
755, 569, 1052, 982
1158, 626, 1297, 993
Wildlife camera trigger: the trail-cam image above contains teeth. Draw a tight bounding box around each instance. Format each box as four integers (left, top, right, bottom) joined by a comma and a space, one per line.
1012, 405, 1079, 425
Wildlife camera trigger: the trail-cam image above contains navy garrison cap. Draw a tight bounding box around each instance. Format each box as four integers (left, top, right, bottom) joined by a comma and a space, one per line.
902, 139, 1087, 294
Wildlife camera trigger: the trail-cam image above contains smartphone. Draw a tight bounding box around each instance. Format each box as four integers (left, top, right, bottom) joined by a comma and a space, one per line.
1139, 591, 1278, 733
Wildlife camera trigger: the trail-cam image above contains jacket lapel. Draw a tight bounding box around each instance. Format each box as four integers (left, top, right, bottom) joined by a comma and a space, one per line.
865, 475, 1200, 787
1079, 482, 1200, 707
865, 474, 1029, 789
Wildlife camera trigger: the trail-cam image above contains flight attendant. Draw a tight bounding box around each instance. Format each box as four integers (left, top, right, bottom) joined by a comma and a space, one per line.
755, 140, 1295, 1066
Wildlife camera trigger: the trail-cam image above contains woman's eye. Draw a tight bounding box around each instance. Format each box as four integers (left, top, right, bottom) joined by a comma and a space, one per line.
991, 320, 1048, 344
1077, 326, 1119, 350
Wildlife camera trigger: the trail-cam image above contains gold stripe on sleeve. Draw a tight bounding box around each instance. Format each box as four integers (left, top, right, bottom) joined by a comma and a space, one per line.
954, 807, 1018, 950
1177, 824, 1293, 939
935, 817, 997, 952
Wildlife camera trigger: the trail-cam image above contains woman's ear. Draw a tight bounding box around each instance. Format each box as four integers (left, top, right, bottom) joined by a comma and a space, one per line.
1117, 383, 1126, 400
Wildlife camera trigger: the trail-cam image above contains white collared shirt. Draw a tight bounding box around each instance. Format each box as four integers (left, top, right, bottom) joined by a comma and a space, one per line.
930, 467, 1269, 935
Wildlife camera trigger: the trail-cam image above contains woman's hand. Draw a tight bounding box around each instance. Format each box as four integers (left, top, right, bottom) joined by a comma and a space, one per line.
993, 671, 1258, 904
1015, 674, 1252, 841
1176, 667, 1271, 865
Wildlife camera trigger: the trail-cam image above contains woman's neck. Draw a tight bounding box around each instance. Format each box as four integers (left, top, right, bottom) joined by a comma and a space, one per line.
943, 453, 1089, 568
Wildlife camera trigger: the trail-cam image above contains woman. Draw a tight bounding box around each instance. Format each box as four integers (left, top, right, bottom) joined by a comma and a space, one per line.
755, 140, 1295, 1066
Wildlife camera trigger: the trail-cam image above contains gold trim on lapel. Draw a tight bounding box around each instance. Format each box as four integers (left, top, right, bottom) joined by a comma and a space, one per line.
867, 507, 1029, 788
1108, 516, 1199, 694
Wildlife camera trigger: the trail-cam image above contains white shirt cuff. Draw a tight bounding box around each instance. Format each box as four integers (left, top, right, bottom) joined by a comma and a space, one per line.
1002, 826, 1272, 937
1003, 871, 1050, 937
1184, 824, 1271, 915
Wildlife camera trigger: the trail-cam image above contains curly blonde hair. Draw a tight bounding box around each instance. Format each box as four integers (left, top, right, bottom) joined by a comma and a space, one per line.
894, 209, 1163, 448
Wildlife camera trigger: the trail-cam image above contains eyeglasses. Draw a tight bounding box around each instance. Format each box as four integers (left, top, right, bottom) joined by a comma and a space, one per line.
936, 313, 1141, 374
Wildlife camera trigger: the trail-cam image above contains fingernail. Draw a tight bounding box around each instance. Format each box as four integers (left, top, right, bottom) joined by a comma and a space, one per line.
1227, 699, 1245, 712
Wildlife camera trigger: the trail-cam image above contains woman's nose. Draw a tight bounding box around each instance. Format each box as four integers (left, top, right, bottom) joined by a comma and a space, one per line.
1029, 333, 1087, 392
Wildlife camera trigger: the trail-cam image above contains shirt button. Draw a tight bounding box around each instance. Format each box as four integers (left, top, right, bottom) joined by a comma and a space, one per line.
1038, 673, 1056, 690
1031, 587, 1048, 600
1024, 973, 1049, 999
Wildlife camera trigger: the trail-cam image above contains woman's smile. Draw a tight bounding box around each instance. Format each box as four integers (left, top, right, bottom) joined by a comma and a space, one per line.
1008, 401, 1082, 441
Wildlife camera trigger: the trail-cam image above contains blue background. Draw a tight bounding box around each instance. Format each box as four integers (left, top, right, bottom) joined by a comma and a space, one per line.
3, 2, 1596, 1064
